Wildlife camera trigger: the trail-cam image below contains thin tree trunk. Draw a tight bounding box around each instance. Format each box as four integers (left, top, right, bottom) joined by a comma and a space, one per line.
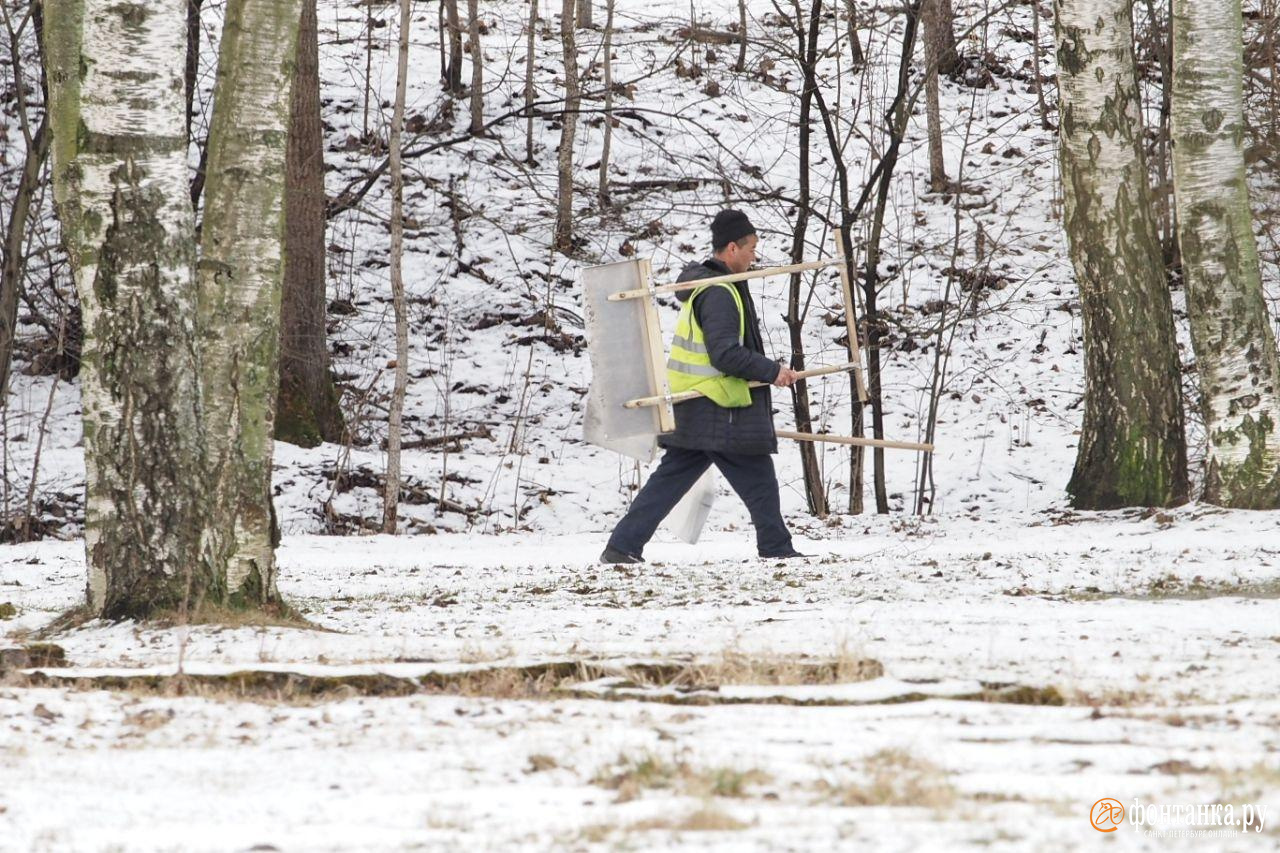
384, 0, 411, 533
1144, 0, 1177, 268
1172, 0, 1280, 507
598, 0, 614, 208
185, 0, 206, 208
198, 0, 303, 604
862, 0, 922, 513
922, 0, 948, 192
577, 0, 593, 28
1031, 0, 1051, 129
786, 0, 828, 517
737, 0, 749, 71
553, 0, 578, 255
468, 0, 484, 134
279, 0, 345, 448
438, 0, 447, 83
445, 0, 464, 94
934, 0, 959, 75
842, 0, 864, 67
44, 0, 207, 618
185, 0, 203, 137
525, 0, 538, 164
0, 119, 49, 398
1055, 0, 1188, 508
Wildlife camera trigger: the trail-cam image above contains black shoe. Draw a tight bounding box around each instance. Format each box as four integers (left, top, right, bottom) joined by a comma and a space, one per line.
600, 546, 644, 565
760, 549, 809, 559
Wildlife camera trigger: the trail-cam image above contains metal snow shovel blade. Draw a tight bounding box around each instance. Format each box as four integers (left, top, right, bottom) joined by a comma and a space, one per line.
581, 258, 674, 463
669, 468, 717, 543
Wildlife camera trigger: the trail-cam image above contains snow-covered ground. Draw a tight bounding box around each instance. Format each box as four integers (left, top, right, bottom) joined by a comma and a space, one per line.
4, 509, 1280, 850
3, 0, 1280, 849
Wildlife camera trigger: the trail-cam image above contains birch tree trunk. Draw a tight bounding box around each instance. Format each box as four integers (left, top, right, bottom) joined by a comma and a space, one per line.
467, 0, 484, 134
44, 0, 208, 618
384, 0, 411, 533
279, 0, 345, 448
1171, 0, 1280, 507
198, 0, 302, 604
1055, 0, 1188, 508
553, 0, 578, 256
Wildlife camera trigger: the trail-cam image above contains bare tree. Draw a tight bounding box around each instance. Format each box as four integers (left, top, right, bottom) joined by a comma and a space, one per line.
933, 0, 959, 74
1055, 0, 1188, 508
279, 0, 345, 447
841, 0, 863, 67
384, 0, 412, 532
468, 0, 484, 134
577, 0, 593, 28
598, 0, 615, 207
525, 0, 538, 163
922, 0, 948, 192
553, 0, 579, 255
783, 0, 828, 517
444, 0, 464, 94
737, 0, 750, 71
861, 1, 924, 512
0, 0, 48, 397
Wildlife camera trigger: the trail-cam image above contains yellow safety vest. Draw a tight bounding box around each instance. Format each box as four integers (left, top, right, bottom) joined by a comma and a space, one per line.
666, 283, 753, 408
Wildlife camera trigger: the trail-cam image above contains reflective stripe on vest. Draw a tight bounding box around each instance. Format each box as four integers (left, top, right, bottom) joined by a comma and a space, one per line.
665, 283, 753, 409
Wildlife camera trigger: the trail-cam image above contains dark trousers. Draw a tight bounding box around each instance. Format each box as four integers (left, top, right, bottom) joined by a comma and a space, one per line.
608, 446, 793, 557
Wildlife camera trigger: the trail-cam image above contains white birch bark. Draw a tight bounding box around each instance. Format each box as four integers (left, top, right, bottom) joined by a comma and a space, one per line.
44, 0, 205, 617
384, 0, 411, 533
1055, 0, 1188, 508
198, 0, 302, 602
1171, 0, 1280, 507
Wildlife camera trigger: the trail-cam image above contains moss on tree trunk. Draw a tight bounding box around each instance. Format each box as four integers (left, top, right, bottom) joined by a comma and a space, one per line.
1055, 0, 1189, 509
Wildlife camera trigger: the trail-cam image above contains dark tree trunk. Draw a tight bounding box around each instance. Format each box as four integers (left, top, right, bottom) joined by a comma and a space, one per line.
444, 0, 464, 94
922, 0, 948, 192
860, 0, 923, 513
785, 0, 828, 517
278, 0, 345, 447
0, 119, 49, 397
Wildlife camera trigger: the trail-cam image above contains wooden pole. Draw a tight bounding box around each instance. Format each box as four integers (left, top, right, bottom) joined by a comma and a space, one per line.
608, 258, 846, 301
634, 257, 676, 431
624, 361, 861, 409
777, 430, 933, 453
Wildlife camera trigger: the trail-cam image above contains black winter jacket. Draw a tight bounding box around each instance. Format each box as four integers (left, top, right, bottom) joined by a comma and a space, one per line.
658, 258, 781, 455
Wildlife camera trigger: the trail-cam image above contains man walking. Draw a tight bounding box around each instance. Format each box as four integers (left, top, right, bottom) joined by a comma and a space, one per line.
601, 209, 805, 564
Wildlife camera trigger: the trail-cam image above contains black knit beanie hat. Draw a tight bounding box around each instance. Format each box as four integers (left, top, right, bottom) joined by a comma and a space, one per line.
711, 209, 756, 251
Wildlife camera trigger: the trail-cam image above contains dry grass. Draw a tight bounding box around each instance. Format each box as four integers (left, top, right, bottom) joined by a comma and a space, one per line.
578, 805, 749, 841
1216, 761, 1280, 800
634, 805, 749, 832
623, 647, 883, 690
592, 751, 771, 803
816, 748, 956, 810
